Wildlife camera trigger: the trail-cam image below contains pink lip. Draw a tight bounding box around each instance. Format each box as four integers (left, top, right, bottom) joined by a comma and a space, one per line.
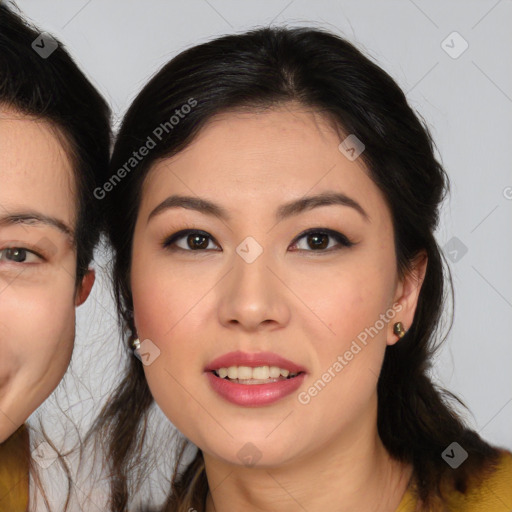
204, 350, 307, 373
205, 371, 306, 407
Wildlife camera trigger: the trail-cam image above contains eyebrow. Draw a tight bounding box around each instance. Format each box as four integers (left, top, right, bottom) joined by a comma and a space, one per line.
147, 191, 370, 224
0, 211, 74, 239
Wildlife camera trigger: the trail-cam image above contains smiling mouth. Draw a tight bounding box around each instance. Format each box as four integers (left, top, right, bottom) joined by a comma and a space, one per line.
211, 368, 305, 385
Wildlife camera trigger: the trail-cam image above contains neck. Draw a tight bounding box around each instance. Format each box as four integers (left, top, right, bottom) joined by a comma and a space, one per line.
203, 400, 413, 512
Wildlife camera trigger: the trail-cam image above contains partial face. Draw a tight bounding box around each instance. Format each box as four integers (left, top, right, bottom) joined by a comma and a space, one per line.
0, 107, 86, 442
131, 106, 424, 467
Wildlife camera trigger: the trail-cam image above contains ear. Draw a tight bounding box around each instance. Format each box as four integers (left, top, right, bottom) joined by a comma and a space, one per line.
387, 251, 428, 346
75, 268, 95, 306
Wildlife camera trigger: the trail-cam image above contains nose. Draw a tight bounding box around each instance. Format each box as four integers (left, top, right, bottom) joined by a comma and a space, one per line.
217, 246, 291, 332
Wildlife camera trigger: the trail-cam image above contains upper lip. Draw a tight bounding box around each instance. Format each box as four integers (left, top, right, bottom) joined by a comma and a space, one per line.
204, 350, 307, 373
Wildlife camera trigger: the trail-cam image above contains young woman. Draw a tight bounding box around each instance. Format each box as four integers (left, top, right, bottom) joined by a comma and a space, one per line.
93, 27, 512, 511
0, 4, 110, 511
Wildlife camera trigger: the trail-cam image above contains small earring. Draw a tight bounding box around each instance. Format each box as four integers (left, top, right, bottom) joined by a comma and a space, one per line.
393, 322, 406, 339
132, 338, 141, 350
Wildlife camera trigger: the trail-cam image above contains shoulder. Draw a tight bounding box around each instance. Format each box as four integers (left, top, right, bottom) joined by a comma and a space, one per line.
0, 425, 30, 511
396, 450, 512, 512
446, 449, 512, 511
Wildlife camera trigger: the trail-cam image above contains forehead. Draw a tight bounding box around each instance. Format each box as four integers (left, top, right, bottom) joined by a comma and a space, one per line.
143, 106, 389, 223
0, 107, 76, 227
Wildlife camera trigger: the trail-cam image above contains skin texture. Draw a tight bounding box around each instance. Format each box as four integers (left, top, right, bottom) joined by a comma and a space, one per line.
0, 107, 94, 443
131, 105, 427, 511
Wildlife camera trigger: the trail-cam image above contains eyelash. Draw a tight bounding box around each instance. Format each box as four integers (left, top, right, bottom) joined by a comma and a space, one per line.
162, 227, 355, 254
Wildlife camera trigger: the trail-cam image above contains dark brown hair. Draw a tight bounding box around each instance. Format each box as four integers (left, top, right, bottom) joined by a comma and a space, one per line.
91, 26, 503, 511
0, 2, 111, 286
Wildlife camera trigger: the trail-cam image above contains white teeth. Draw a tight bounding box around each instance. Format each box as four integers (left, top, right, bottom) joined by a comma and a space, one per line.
214, 365, 298, 380
253, 366, 269, 379
238, 366, 253, 379
269, 366, 281, 378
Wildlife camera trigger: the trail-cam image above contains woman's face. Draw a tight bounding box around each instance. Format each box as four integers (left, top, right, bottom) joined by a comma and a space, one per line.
131, 106, 426, 466
0, 107, 93, 442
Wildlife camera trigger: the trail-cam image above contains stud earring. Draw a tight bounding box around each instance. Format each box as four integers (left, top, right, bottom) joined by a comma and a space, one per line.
393, 322, 406, 339
132, 338, 141, 350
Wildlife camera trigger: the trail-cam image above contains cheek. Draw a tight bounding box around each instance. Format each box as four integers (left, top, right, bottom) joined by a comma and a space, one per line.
0, 285, 76, 394
132, 262, 209, 400
290, 259, 396, 413
0, 279, 76, 441
131, 250, 216, 362
131, 253, 225, 434
292, 258, 395, 350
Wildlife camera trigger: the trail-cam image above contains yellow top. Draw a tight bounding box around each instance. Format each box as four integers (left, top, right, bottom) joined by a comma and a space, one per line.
0, 425, 29, 512
396, 450, 512, 511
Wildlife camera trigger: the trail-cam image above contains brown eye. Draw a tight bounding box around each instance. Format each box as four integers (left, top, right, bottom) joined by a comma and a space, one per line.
186, 233, 210, 250
290, 229, 354, 253
306, 233, 329, 250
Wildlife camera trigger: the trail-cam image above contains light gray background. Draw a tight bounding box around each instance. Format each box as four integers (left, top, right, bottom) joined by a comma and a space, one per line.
14, 0, 512, 482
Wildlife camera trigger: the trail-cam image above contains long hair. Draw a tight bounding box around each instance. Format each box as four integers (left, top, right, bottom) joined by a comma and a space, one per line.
91, 26, 502, 511
0, 3, 111, 510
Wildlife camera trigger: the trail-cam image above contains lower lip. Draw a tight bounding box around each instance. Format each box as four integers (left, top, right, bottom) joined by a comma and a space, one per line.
205, 371, 306, 407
